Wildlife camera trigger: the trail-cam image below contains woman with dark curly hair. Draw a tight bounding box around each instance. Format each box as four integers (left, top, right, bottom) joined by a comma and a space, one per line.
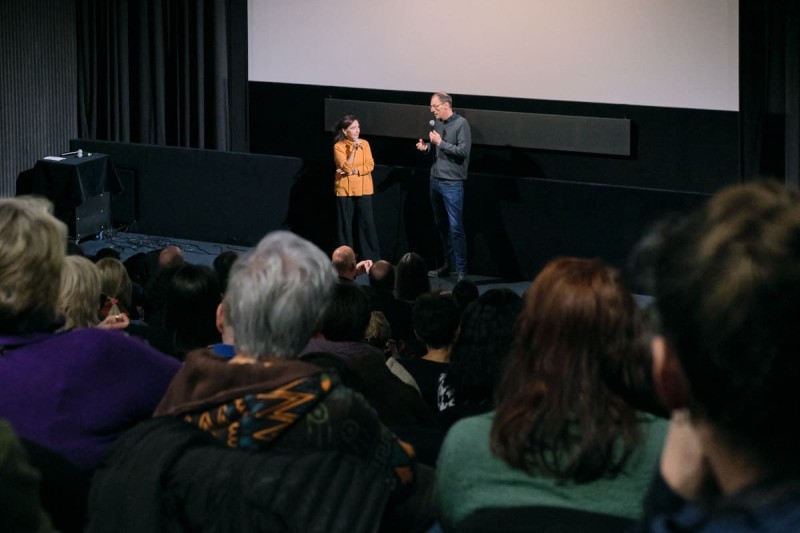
434, 258, 667, 529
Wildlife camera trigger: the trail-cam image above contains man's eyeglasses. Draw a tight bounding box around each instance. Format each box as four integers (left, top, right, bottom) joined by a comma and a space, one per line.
430, 102, 443, 110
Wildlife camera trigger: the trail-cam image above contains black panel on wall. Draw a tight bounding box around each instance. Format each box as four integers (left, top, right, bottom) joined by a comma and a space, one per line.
70, 139, 303, 246
324, 99, 631, 156
369, 166, 710, 283
112, 168, 137, 226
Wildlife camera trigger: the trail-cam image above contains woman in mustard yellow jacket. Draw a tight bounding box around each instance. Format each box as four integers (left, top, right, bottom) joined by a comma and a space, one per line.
333, 115, 381, 260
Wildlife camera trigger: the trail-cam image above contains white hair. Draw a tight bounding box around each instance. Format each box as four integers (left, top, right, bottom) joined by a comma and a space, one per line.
223, 231, 336, 359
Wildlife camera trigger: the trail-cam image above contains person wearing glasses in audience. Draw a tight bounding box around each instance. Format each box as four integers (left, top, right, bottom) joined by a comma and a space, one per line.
333, 115, 380, 261
416, 92, 472, 281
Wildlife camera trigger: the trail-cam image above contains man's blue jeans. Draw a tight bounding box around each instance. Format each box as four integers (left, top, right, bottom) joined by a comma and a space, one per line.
430, 178, 467, 274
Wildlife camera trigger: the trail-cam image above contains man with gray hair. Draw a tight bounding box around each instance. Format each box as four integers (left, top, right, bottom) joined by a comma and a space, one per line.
224, 230, 337, 358
132, 230, 426, 531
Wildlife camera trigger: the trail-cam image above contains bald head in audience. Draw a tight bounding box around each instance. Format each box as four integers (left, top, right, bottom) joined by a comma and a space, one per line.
369, 260, 395, 292
332, 245, 372, 281
332, 246, 357, 280
159, 245, 184, 269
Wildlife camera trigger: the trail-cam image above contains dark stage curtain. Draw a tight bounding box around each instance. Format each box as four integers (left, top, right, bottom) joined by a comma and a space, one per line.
76, 0, 248, 151
740, 0, 800, 187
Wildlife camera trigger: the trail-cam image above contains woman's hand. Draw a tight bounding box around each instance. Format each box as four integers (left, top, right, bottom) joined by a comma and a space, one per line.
97, 312, 130, 330
356, 259, 373, 276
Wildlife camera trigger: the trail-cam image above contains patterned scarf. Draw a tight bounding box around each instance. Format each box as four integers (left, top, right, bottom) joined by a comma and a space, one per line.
183, 372, 333, 450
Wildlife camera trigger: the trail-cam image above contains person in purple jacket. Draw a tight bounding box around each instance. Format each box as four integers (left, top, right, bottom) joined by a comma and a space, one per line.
0, 196, 180, 472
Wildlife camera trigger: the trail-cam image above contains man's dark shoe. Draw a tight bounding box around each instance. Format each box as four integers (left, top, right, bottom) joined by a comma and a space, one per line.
428, 264, 452, 277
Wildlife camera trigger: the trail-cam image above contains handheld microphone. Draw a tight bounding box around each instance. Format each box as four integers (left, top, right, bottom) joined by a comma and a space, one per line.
429, 120, 435, 131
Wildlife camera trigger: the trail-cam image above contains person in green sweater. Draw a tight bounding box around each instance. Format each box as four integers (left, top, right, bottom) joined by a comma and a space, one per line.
435, 258, 668, 529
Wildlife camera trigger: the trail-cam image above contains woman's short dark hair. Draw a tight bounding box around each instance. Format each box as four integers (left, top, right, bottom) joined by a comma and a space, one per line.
412, 291, 460, 349
164, 264, 222, 355
320, 282, 371, 342
213, 250, 239, 293
395, 252, 430, 302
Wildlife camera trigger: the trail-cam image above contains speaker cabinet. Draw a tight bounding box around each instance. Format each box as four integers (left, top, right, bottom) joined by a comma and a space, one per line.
73, 193, 111, 241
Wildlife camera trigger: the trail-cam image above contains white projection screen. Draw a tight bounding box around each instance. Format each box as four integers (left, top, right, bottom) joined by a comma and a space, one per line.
248, 0, 738, 112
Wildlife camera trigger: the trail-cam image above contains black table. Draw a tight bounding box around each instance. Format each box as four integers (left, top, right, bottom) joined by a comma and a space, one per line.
19, 153, 122, 240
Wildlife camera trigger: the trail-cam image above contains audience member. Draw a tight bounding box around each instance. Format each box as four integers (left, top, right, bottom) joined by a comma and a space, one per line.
58, 255, 129, 331
0, 197, 180, 473
437, 288, 522, 429
122, 252, 150, 317
331, 244, 372, 282
136, 245, 185, 325
368, 259, 413, 348
158, 245, 184, 269
395, 252, 430, 302
162, 263, 222, 359
364, 310, 393, 352
96, 257, 134, 318
608, 302, 668, 418
435, 258, 668, 530
365, 310, 422, 394
300, 282, 436, 430
92, 247, 121, 262
633, 179, 800, 531
212, 249, 239, 293
451, 277, 480, 315
122, 252, 150, 287
87, 231, 433, 532
398, 291, 460, 413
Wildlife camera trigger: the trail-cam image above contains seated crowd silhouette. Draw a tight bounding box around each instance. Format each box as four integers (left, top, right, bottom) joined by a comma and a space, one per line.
2, 179, 800, 532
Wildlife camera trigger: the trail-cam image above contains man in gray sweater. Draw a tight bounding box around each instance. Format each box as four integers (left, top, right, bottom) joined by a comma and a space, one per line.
416, 92, 472, 280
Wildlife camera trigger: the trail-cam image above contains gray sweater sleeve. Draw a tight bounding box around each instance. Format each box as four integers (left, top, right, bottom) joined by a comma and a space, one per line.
432, 114, 471, 181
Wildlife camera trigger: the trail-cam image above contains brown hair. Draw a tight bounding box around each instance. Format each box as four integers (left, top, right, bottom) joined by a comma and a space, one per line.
96, 257, 133, 313
490, 257, 641, 483
58, 255, 102, 330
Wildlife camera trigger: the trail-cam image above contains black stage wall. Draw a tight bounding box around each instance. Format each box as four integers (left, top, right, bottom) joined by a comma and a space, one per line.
69, 139, 302, 247
249, 82, 739, 283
